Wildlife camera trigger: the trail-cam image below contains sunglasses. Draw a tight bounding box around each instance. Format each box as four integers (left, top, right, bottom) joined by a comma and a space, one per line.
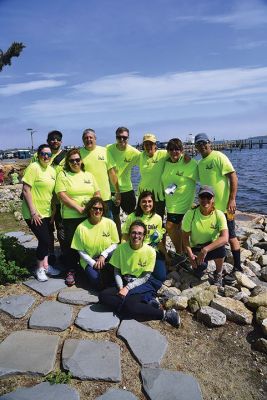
168, 147, 181, 152
199, 193, 213, 200
195, 141, 209, 146
40, 151, 52, 158
69, 158, 81, 164
49, 137, 61, 142
92, 206, 103, 211
116, 136, 128, 141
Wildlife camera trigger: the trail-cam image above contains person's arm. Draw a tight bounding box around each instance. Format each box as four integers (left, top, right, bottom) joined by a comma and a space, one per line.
95, 243, 118, 269
58, 191, 85, 215
22, 183, 42, 226
114, 267, 123, 289
108, 167, 121, 205
78, 250, 96, 267
182, 230, 197, 269
226, 171, 238, 213
124, 272, 151, 291
94, 190, 101, 197
121, 233, 129, 243
197, 229, 229, 264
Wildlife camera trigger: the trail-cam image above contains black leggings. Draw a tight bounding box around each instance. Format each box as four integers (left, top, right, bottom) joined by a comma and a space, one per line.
99, 287, 164, 322
63, 218, 86, 270
26, 217, 53, 260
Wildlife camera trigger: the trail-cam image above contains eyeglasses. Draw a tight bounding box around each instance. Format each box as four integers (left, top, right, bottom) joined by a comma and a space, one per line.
92, 206, 103, 211
69, 158, 81, 164
199, 193, 213, 200
195, 141, 209, 146
131, 231, 144, 236
40, 151, 52, 158
116, 136, 128, 141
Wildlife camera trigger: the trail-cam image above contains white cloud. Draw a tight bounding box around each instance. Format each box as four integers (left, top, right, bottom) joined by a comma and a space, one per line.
0, 79, 66, 96
26, 72, 71, 78
232, 40, 267, 50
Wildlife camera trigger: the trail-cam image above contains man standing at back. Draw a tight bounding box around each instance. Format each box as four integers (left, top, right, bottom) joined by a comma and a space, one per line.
195, 133, 241, 282
107, 127, 140, 237
80, 128, 120, 219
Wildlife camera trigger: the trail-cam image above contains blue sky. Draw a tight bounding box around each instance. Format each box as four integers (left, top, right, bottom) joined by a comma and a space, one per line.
1, 0, 267, 149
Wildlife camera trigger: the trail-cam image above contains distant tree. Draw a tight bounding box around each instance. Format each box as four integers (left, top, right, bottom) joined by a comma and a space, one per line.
0, 42, 26, 72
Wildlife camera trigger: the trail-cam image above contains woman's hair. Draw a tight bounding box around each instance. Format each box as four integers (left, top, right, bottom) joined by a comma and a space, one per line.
166, 138, 183, 152
84, 196, 107, 216
37, 144, 51, 156
135, 190, 155, 217
129, 220, 147, 236
64, 148, 85, 172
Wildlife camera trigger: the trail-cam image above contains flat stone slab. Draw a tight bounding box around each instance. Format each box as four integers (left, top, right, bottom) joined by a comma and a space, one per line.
58, 287, 99, 305
4, 231, 25, 239
17, 234, 35, 244
0, 382, 80, 399
141, 368, 203, 400
0, 295, 35, 318
24, 278, 67, 296
75, 304, 120, 332
0, 331, 59, 377
117, 319, 168, 367
29, 301, 73, 331
211, 297, 253, 324
62, 339, 121, 382
96, 389, 137, 399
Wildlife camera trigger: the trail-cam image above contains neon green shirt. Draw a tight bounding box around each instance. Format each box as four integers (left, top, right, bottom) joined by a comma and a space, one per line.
22, 162, 56, 219
162, 156, 198, 214
138, 150, 167, 201
198, 151, 235, 212
71, 217, 119, 269
110, 242, 156, 277
122, 212, 164, 244
80, 146, 115, 201
106, 144, 140, 192
182, 207, 228, 247
55, 170, 99, 219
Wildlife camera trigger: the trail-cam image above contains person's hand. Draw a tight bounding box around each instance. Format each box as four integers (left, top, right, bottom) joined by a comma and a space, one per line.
114, 192, 121, 206
78, 206, 85, 215
31, 213, 42, 226
197, 248, 207, 265
118, 286, 129, 297
94, 255, 105, 269
189, 253, 198, 269
227, 198, 236, 214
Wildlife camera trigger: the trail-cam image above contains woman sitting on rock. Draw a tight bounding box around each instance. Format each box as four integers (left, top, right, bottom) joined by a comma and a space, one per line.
182, 185, 229, 286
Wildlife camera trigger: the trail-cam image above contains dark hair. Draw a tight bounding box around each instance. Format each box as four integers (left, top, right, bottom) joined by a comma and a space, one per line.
84, 196, 107, 216
116, 127, 129, 136
47, 130, 63, 141
64, 148, 85, 172
129, 220, 147, 236
82, 128, 96, 141
37, 144, 51, 155
166, 138, 183, 152
135, 190, 155, 217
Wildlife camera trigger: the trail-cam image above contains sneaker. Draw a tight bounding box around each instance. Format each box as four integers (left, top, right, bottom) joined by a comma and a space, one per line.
45, 265, 61, 276
148, 298, 161, 309
36, 268, 48, 282
193, 262, 208, 279
65, 270, 75, 286
209, 272, 223, 287
164, 309, 181, 328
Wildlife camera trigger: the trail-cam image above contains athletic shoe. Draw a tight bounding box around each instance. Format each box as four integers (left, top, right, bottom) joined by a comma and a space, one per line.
223, 272, 237, 286
65, 270, 75, 286
164, 309, 181, 328
36, 268, 48, 282
45, 265, 61, 276
209, 272, 223, 287
193, 262, 208, 278
148, 298, 161, 309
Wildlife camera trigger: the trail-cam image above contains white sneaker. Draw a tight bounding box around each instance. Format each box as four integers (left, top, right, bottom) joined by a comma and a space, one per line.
45, 265, 61, 276
36, 268, 48, 282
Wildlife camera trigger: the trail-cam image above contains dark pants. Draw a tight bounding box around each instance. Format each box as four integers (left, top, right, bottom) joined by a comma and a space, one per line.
111, 190, 136, 216
99, 287, 164, 322
26, 217, 53, 260
63, 217, 86, 270
85, 262, 114, 290
48, 204, 65, 255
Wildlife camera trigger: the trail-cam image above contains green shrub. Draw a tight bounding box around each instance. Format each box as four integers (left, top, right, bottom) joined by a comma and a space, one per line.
0, 235, 35, 269
45, 370, 72, 385
0, 248, 29, 284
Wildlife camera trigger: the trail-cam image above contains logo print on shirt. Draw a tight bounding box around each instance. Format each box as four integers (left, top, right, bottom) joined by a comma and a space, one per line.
98, 156, 105, 160
124, 158, 131, 163
138, 259, 147, 268
102, 232, 110, 237
176, 171, 184, 176
210, 223, 217, 229
206, 162, 214, 170
84, 179, 92, 184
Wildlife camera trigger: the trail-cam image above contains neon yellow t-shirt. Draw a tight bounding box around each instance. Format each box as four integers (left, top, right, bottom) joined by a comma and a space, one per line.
55, 170, 99, 219
71, 217, 119, 269
80, 146, 115, 201
162, 156, 198, 214
110, 242, 156, 277
138, 149, 167, 201
198, 151, 235, 212
182, 207, 228, 247
22, 162, 56, 219
106, 144, 140, 192
122, 212, 164, 244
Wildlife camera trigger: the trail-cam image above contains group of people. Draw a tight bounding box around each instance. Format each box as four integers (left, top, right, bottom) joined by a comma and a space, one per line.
21, 127, 241, 327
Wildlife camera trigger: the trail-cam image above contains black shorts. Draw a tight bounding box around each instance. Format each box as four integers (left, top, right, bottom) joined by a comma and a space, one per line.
166, 213, 184, 225
111, 190, 136, 216
192, 244, 226, 261
155, 200, 165, 220
225, 214, 237, 239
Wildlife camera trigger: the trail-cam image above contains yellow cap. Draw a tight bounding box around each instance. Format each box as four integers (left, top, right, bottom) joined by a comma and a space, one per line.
143, 133, 157, 143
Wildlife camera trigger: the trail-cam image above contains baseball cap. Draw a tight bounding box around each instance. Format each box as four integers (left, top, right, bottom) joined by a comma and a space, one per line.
195, 133, 210, 143
143, 133, 157, 143
198, 185, 215, 197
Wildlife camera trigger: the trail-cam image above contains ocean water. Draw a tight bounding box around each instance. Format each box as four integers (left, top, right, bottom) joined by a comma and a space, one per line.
131, 146, 267, 215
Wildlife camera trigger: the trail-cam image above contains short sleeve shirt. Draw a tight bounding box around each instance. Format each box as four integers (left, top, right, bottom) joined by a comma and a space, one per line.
198, 151, 235, 212
22, 162, 56, 219
122, 212, 164, 244
71, 217, 119, 269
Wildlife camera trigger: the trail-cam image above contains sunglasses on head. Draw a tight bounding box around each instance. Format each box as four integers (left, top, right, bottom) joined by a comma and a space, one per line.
40, 151, 52, 158
92, 206, 103, 211
199, 193, 213, 200
116, 136, 128, 141
69, 158, 81, 164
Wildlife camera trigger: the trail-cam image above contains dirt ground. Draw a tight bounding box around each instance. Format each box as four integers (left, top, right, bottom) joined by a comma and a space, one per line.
0, 281, 266, 400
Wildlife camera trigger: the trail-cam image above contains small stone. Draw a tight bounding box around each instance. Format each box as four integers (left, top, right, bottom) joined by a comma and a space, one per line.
224, 285, 239, 298
255, 338, 267, 354
260, 266, 267, 282
75, 304, 120, 332
211, 297, 253, 324
251, 286, 267, 297
262, 319, 267, 337
96, 388, 137, 399
233, 292, 249, 303
165, 295, 188, 310
240, 287, 251, 295
181, 281, 210, 300
222, 262, 234, 274
0, 382, 80, 399
29, 301, 73, 331
0, 294, 35, 318
256, 306, 267, 324
163, 279, 175, 287
245, 260, 262, 276
197, 306, 226, 327
235, 272, 256, 289
157, 285, 181, 298
240, 248, 253, 262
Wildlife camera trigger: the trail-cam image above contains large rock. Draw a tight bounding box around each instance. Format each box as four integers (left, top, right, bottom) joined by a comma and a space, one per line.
256, 306, 267, 324
165, 295, 188, 310
157, 285, 181, 299
0, 382, 80, 399
247, 293, 267, 309
75, 304, 120, 332
0, 294, 35, 318
211, 297, 253, 324
224, 286, 239, 298
240, 248, 252, 262
117, 320, 168, 367
181, 281, 210, 300
188, 287, 217, 313
29, 301, 73, 331
245, 260, 261, 276
141, 367, 203, 400
235, 272, 256, 289
197, 306, 226, 327
260, 266, 267, 282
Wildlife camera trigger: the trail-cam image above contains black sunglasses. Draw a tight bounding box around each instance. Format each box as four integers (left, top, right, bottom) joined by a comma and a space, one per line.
92, 206, 103, 211
116, 136, 128, 141
199, 193, 213, 200
195, 140, 209, 146
69, 158, 81, 164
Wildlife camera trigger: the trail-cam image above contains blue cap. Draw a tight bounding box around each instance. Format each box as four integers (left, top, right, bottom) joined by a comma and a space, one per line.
195, 133, 210, 143
198, 185, 215, 196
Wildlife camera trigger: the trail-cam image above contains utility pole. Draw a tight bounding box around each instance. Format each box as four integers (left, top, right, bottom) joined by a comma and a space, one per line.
27, 128, 36, 151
